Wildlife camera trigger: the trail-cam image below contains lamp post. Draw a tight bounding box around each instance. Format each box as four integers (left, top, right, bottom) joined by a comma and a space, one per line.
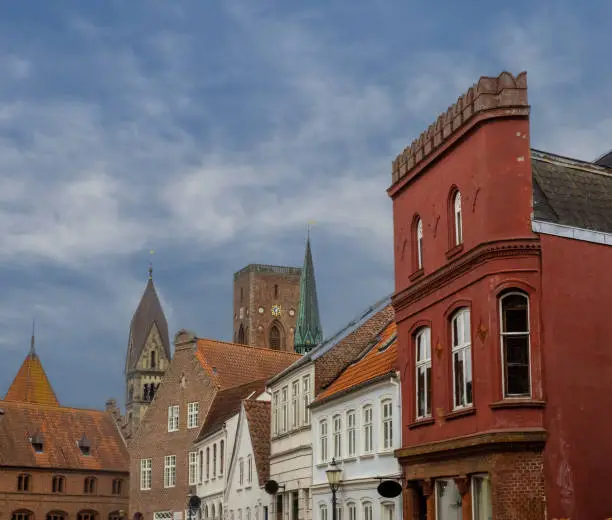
326, 458, 342, 520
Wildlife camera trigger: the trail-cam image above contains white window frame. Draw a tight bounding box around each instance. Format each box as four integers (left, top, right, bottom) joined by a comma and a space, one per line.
363, 405, 373, 454
500, 292, 532, 398
164, 454, 176, 488
239, 457, 244, 486
319, 504, 328, 520
332, 414, 342, 459
219, 439, 225, 475
167, 405, 179, 432
336, 504, 343, 520
416, 218, 424, 269
247, 454, 253, 484
454, 191, 463, 245
381, 503, 395, 520
346, 410, 356, 457
291, 380, 300, 429
452, 308, 473, 409
303, 376, 311, 424
347, 503, 356, 520
415, 327, 432, 419
213, 443, 217, 477
281, 386, 289, 432
319, 419, 328, 463
471, 473, 493, 520
381, 398, 393, 451
198, 450, 203, 484
140, 458, 152, 490
189, 451, 198, 485
362, 502, 372, 520
187, 402, 200, 429
272, 391, 280, 435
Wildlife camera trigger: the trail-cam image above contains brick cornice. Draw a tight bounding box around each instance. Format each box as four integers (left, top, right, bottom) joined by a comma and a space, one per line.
392, 238, 541, 313
394, 428, 546, 464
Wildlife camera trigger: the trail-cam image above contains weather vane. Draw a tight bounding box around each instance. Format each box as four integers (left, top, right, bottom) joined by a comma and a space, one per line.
148, 249, 155, 279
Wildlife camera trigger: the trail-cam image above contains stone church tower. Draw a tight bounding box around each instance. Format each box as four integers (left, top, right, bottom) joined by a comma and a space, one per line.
124, 266, 171, 433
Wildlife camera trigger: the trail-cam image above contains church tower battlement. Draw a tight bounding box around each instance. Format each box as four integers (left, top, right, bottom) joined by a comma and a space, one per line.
124, 265, 171, 434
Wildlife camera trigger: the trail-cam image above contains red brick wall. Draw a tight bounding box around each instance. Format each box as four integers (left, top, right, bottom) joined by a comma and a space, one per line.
0, 467, 128, 518
129, 341, 217, 517
540, 234, 612, 519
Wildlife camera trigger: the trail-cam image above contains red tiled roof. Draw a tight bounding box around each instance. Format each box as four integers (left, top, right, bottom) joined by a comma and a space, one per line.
0, 400, 129, 472
315, 321, 397, 402
244, 399, 271, 487
4, 352, 59, 407
195, 338, 301, 390
196, 380, 266, 441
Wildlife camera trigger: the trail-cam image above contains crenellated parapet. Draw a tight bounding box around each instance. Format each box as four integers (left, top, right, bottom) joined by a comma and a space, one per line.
391, 71, 529, 186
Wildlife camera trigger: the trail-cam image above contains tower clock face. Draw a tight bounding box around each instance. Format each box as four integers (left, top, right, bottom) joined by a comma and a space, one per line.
271, 304, 282, 317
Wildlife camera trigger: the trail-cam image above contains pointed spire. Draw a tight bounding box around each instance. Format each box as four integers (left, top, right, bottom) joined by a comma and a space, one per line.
30, 318, 36, 356
294, 228, 323, 354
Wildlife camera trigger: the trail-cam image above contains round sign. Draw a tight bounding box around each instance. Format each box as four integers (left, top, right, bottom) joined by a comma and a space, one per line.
189, 495, 202, 508
377, 480, 403, 498
265, 480, 280, 495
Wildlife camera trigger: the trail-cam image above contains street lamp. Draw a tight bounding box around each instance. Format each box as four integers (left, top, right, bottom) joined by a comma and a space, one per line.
326, 458, 342, 520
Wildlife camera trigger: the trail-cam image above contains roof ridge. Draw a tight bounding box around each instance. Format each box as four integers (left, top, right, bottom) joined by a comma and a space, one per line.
531, 148, 612, 178
197, 337, 302, 357
0, 400, 109, 414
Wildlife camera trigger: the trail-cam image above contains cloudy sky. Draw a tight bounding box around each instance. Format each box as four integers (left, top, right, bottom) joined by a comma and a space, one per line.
0, 0, 610, 410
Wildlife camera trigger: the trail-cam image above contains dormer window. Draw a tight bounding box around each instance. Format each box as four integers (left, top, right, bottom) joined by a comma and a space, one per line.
416, 218, 424, 270
453, 190, 463, 245
30, 430, 44, 453
78, 434, 91, 456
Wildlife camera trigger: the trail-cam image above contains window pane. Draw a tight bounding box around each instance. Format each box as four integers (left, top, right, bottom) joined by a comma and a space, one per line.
465, 349, 473, 404
454, 351, 464, 407
506, 365, 530, 396
502, 295, 528, 332
505, 335, 530, 364
417, 367, 426, 417
435, 480, 462, 520
473, 476, 493, 520
426, 365, 432, 415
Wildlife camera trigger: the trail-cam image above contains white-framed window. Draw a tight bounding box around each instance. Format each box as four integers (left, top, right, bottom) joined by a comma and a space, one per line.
500, 292, 531, 397
164, 454, 176, 488
189, 451, 198, 485
363, 405, 373, 453
188, 402, 199, 428
319, 504, 328, 520
291, 380, 300, 428
213, 505, 218, 520
347, 503, 356, 520
319, 419, 328, 462
416, 218, 424, 269
281, 386, 289, 432
247, 454, 253, 484
220, 439, 225, 475
332, 414, 342, 458
167, 405, 179, 432
140, 458, 152, 490
213, 443, 217, 476
381, 399, 393, 450
198, 450, 204, 483
472, 474, 493, 520
206, 447, 210, 479
247, 509, 251, 520
219, 503, 224, 520
204, 506, 210, 520
382, 503, 395, 520
346, 410, 356, 457
272, 391, 280, 435
303, 376, 311, 424
435, 479, 461, 520
239, 457, 244, 486
452, 308, 473, 409
415, 327, 432, 419
362, 502, 372, 520
453, 190, 463, 245
336, 504, 343, 520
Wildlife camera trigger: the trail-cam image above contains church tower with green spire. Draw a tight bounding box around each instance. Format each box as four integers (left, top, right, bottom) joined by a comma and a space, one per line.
294, 231, 323, 354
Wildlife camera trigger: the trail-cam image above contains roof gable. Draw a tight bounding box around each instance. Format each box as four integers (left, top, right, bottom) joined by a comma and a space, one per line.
4, 352, 59, 407
244, 400, 271, 487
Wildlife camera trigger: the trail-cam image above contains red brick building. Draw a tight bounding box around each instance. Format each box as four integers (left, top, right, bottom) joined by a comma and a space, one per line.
389, 71, 612, 519
0, 342, 129, 520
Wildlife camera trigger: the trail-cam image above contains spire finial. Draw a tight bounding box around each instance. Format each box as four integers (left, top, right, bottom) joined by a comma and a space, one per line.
30, 318, 36, 355
307, 220, 316, 240
148, 249, 155, 280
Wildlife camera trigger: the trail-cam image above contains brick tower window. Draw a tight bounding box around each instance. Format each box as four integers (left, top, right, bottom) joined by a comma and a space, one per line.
52, 475, 65, 493
16, 473, 31, 492
238, 324, 245, 345
11, 511, 33, 520
414, 217, 424, 270
77, 512, 98, 520
269, 324, 281, 350
500, 292, 531, 397
83, 476, 96, 494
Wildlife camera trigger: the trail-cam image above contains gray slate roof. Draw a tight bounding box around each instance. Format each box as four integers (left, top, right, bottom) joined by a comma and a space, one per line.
531, 150, 612, 234
125, 278, 171, 371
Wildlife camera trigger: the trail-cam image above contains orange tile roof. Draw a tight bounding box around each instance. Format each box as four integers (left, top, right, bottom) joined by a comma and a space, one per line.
315, 320, 397, 403
0, 400, 129, 472
4, 352, 59, 406
195, 338, 302, 390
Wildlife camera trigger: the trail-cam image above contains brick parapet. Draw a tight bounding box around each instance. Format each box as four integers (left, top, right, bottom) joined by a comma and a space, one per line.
391, 71, 529, 186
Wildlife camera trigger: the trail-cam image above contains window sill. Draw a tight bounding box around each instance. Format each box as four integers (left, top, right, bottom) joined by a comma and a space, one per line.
359, 453, 375, 460
343, 456, 358, 462
272, 424, 311, 441
245, 484, 252, 490
409, 269, 424, 282
408, 417, 435, 430
316, 462, 329, 468
490, 399, 546, 410
444, 406, 476, 421
377, 450, 395, 457
445, 243, 464, 260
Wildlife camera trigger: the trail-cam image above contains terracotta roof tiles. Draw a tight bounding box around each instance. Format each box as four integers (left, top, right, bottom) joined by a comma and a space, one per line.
244, 399, 271, 486
4, 352, 59, 407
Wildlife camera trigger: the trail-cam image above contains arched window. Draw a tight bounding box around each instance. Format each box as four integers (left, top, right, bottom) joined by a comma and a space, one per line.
238, 324, 245, 345
11, 511, 33, 520
77, 512, 98, 520
205, 506, 209, 520
150, 350, 156, 368
319, 419, 328, 463
212, 504, 216, 520
219, 439, 224, 474
219, 503, 223, 520
416, 217, 424, 270
269, 324, 281, 350
206, 447, 210, 479
362, 502, 372, 520
319, 504, 328, 520
452, 308, 472, 408
415, 327, 432, 419
128, 384, 134, 401
47, 512, 68, 520
500, 292, 531, 397
109, 513, 122, 520
347, 503, 356, 520
453, 190, 463, 245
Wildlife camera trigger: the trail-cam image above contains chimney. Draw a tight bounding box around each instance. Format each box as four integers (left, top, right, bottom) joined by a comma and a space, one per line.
174, 329, 197, 352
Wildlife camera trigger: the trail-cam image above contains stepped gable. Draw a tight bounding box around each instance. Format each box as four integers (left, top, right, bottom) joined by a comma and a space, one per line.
391, 71, 529, 186
4, 347, 59, 407
244, 399, 271, 486
0, 400, 128, 471
126, 274, 171, 370
195, 338, 302, 390
315, 320, 397, 404
195, 379, 266, 441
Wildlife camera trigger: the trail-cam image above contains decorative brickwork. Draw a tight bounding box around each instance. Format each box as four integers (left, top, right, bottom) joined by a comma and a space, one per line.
391, 71, 528, 186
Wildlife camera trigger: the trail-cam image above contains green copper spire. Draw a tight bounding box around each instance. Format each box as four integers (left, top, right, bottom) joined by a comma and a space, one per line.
294, 231, 323, 354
